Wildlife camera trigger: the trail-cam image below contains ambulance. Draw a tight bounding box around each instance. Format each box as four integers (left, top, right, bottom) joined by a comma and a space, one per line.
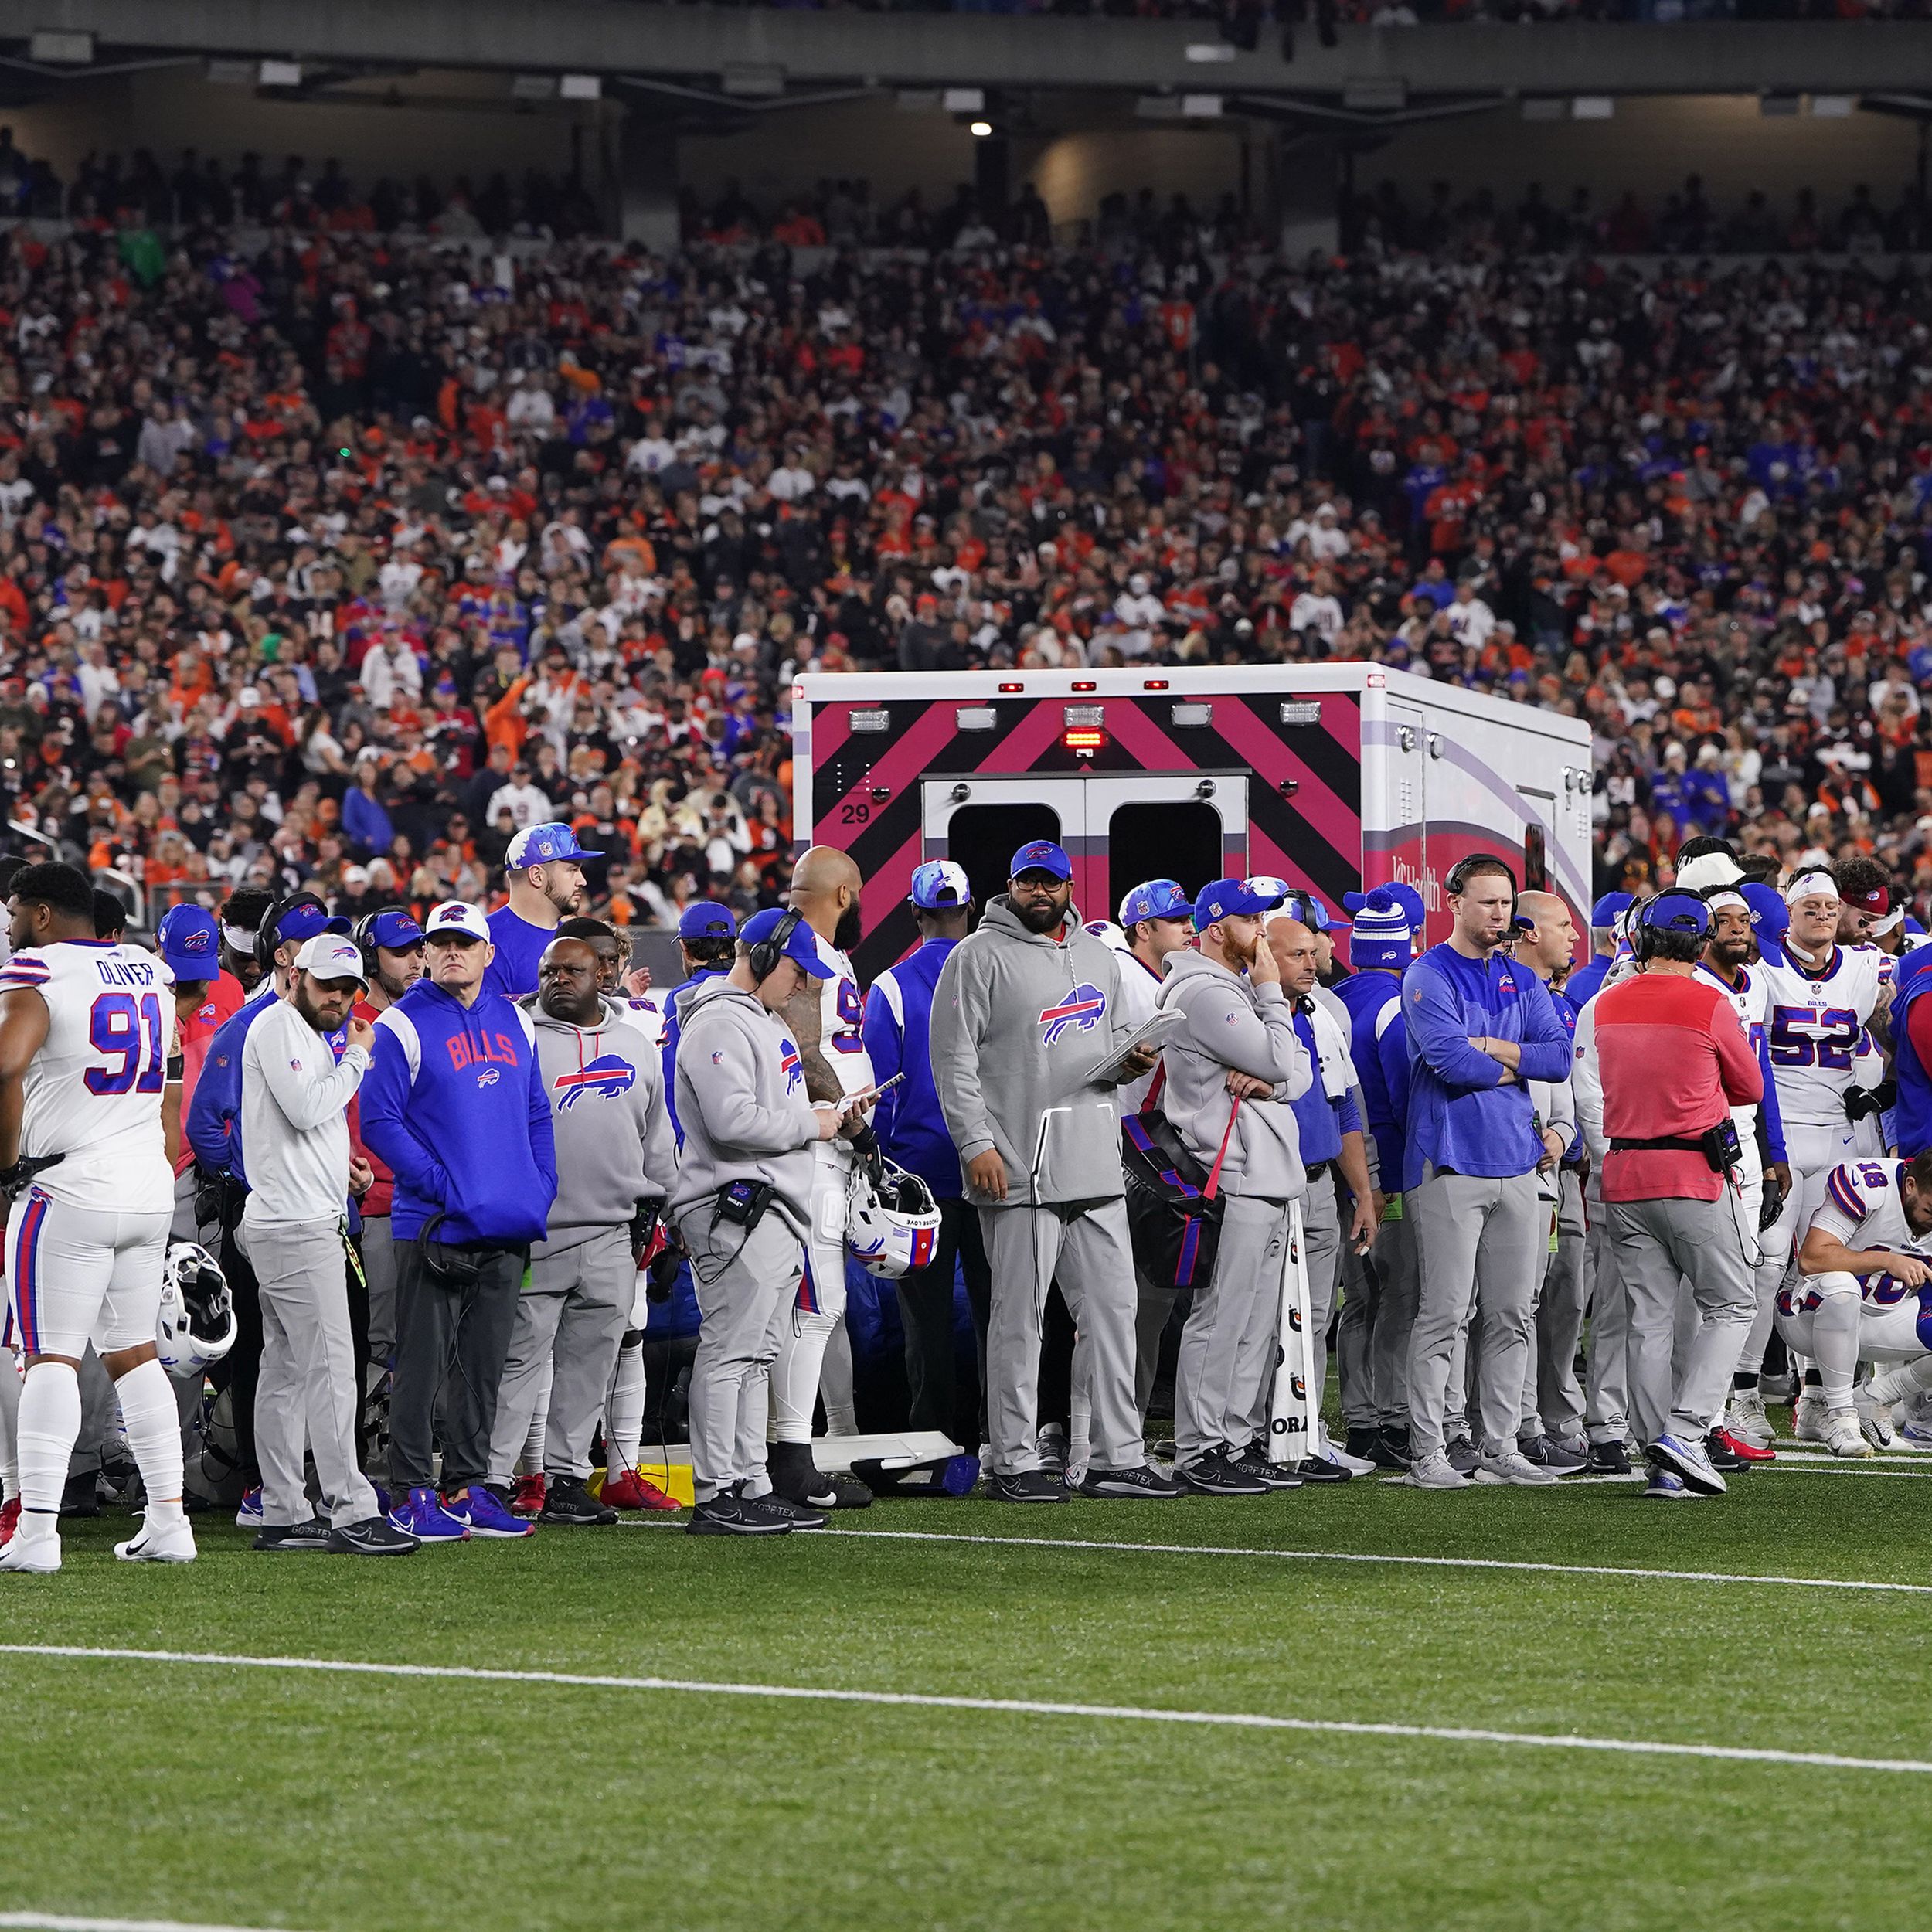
791, 664, 1594, 978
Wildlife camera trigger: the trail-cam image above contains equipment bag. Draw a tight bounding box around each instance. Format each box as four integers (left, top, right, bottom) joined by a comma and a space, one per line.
1120, 1081, 1240, 1294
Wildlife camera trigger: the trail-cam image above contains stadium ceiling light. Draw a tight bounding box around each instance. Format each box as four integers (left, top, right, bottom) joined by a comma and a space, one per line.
511, 73, 559, 101
258, 59, 301, 88
1571, 94, 1614, 119
1811, 94, 1856, 117
943, 87, 985, 113
29, 30, 93, 63
560, 73, 601, 100
970, 119, 993, 138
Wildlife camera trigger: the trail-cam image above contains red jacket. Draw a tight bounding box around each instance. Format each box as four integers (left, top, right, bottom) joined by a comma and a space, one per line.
348, 995, 395, 1217
1596, 971, 1763, 1203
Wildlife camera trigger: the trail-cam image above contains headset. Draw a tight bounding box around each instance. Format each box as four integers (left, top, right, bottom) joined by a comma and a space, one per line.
254, 889, 333, 978
1631, 888, 1712, 961
747, 906, 802, 982
353, 903, 415, 978
1444, 855, 1517, 900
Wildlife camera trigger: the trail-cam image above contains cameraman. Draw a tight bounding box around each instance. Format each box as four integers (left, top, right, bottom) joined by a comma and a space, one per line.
671, 908, 861, 1536
1594, 891, 1764, 1500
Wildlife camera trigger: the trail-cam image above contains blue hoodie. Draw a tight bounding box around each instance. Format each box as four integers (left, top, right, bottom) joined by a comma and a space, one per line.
661, 966, 730, 1146
1333, 969, 1408, 1188
358, 978, 557, 1244
1289, 1003, 1362, 1169
185, 977, 330, 1188
1401, 942, 1571, 1189
1890, 949, 1932, 1157
862, 936, 962, 1197
1564, 954, 1613, 1008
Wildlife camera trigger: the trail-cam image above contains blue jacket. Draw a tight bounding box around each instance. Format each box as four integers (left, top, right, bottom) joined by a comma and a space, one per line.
1334, 969, 1407, 1189
358, 978, 557, 1244
1288, 1004, 1362, 1172
481, 904, 556, 1003
661, 966, 729, 1147
342, 786, 393, 859
1401, 943, 1572, 1189
862, 937, 961, 1198
1565, 954, 1613, 1008
184, 978, 305, 1188
1890, 950, 1932, 1157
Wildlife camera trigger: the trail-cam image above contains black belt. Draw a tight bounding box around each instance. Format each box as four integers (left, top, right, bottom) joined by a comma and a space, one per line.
1609, 1137, 1707, 1155
1306, 1160, 1334, 1182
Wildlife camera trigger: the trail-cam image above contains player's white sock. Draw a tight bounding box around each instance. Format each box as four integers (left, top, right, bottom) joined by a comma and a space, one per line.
820, 1314, 857, 1438
769, 1309, 838, 1444
605, 1335, 646, 1475
0, 1352, 20, 1502
115, 1358, 185, 1525
520, 1354, 552, 1476
1809, 1298, 1862, 1411
15, 1359, 80, 1528
1868, 1357, 1932, 1408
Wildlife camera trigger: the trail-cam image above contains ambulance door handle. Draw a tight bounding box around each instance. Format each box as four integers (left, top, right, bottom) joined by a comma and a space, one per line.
1397, 727, 1416, 751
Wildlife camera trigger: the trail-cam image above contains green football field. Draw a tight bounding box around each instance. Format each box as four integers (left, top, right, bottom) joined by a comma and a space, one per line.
2, 1444, 1930, 1932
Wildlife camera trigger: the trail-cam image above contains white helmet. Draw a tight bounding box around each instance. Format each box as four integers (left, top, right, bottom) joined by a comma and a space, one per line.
846, 1161, 943, 1280
157, 1240, 238, 1380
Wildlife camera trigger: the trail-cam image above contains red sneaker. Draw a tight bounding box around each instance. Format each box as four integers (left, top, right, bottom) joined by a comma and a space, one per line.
0, 1496, 18, 1547
1714, 1427, 1775, 1463
600, 1469, 680, 1512
509, 1474, 546, 1519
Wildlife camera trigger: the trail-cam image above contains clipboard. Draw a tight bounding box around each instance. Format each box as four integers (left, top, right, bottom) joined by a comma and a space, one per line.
1083, 1007, 1185, 1087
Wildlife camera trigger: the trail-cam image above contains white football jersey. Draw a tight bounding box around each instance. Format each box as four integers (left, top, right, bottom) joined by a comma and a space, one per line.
814, 931, 875, 1098
1758, 944, 1890, 1131
1807, 1158, 1932, 1306
1694, 958, 1768, 1175
0, 940, 175, 1214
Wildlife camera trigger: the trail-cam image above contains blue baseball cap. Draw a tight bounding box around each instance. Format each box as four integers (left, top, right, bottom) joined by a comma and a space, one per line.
1119, 879, 1191, 927
156, 905, 221, 981
1590, 891, 1635, 930
1635, 889, 1710, 939
1193, 876, 1286, 931
1009, 839, 1073, 883
678, 900, 737, 940
1348, 889, 1415, 969
910, 860, 971, 910
274, 902, 351, 949
505, 821, 602, 870
365, 909, 423, 952
742, 906, 833, 979
1740, 882, 1788, 942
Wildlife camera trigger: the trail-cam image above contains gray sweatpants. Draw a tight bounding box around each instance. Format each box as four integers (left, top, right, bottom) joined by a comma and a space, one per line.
682, 1209, 801, 1504
1583, 1206, 1631, 1447
487, 1226, 634, 1485
1134, 1269, 1179, 1423
1406, 1168, 1543, 1460
1533, 1169, 1589, 1438
1337, 1204, 1419, 1433
1174, 1194, 1291, 1463
1609, 1192, 1755, 1447
980, 1197, 1141, 1477
362, 1215, 398, 1370
240, 1217, 376, 1529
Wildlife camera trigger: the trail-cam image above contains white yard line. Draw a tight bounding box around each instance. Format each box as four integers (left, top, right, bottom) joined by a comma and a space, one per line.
0, 1641, 1927, 1778
0, 1915, 305, 1932
651, 1522, 1932, 1596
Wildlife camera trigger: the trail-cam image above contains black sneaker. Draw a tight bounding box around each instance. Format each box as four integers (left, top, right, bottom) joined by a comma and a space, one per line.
1517, 1434, 1551, 1466
539, 1478, 618, 1526
253, 1517, 332, 1553
1227, 1451, 1304, 1491
757, 1492, 828, 1529
687, 1491, 792, 1536
1444, 1435, 1481, 1475
767, 1441, 839, 1510
1585, 1440, 1633, 1476
1291, 1454, 1353, 1484
59, 1471, 101, 1520
1703, 1431, 1750, 1475
823, 1470, 874, 1511
328, 1515, 419, 1556
1370, 1427, 1413, 1471
1175, 1453, 1270, 1497
1344, 1427, 1383, 1461
988, 1470, 1069, 1503
1079, 1462, 1185, 1500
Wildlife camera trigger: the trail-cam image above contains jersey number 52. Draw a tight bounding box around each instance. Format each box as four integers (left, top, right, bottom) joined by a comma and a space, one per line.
1768, 1005, 1859, 1070
86, 992, 167, 1095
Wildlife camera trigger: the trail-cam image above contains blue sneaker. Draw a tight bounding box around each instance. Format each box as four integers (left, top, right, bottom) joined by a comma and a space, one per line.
233, 1486, 263, 1528
1898, 1420, 1932, 1450
447, 1485, 534, 1539
1650, 1432, 1726, 1496
1644, 1468, 1692, 1500
388, 1486, 469, 1544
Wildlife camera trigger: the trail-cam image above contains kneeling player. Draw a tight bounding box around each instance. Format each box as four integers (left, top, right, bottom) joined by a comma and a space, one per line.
1781, 1153, 1932, 1456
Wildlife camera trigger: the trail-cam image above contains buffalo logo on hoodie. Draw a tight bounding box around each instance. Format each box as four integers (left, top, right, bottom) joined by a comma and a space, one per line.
554, 1053, 638, 1111
1039, 984, 1107, 1046
779, 1039, 802, 1090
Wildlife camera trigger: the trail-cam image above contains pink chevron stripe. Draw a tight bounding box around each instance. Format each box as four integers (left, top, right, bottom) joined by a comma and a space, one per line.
1207, 699, 1361, 860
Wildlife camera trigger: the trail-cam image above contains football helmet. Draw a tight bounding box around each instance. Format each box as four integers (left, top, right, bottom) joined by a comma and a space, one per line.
846, 1161, 943, 1280
157, 1240, 238, 1379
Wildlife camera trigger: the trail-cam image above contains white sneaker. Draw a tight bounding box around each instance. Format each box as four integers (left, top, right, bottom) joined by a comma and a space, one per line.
1725, 1389, 1774, 1449
0, 1523, 59, 1573
1474, 1449, 1560, 1487
1855, 1386, 1896, 1450
115, 1513, 197, 1563
1822, 1408, 1875, 1461
1319, 1426, 1376, 1476
1794, 1390, 1830, 1443
1395, 1451, 1471, 1490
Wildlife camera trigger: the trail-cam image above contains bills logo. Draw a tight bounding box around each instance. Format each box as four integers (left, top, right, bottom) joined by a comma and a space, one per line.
1039, 984, 1107, 1046
178, 928, 212, 954
555, 1053, 638, 1110
779, 1039, 802, 1091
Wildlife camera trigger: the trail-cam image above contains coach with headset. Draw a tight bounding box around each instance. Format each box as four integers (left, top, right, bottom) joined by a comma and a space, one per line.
1592, 890, 1764, 1500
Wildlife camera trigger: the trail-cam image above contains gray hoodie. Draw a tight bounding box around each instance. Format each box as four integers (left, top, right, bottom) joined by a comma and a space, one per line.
669, 976, 821, 1238
930, 895, 1134, 1209
1156, 951, 1313, 1200
527, 995, 678, 1258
